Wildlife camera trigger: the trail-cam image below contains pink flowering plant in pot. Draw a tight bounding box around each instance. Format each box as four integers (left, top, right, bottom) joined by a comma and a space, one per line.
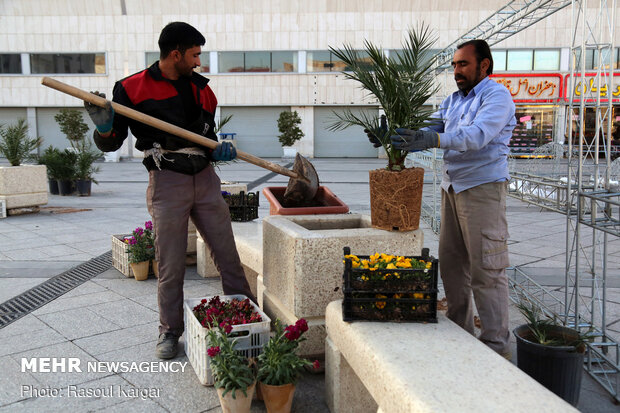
206, 326, 257, 409
124, 221, 155, 264
257, 319, 319, 413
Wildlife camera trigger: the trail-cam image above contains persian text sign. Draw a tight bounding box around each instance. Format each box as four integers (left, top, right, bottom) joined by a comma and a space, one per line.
490, 74, 562, 102
564, 73, 620, 103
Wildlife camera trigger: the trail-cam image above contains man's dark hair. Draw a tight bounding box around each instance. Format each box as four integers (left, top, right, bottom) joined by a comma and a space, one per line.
457, 39, 493, 75
158, 22, 205, 59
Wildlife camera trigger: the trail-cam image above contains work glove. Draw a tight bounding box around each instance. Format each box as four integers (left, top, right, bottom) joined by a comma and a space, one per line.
84, 91, 114, 134
212, 141, 237, 161
390, 128, 440, 152
363, 115, 388, 148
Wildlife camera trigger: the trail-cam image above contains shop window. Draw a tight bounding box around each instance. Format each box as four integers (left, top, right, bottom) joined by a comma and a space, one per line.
506, 50, 533, 71
145, 51, 210, 72
570, 106, 620, 159
30, 53, 106, 74
0, 54, 22, 74
491, 50, 507, 71
533, 50, 560, 71
307, 50, 370, 72
509, 106, 555, 155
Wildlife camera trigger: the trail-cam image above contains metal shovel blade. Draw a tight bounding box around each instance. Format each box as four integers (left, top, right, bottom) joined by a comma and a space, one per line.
283, 153, 319, 207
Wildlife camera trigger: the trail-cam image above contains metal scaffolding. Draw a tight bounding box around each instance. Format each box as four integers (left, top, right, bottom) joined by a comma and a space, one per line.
411, 0, 619, 402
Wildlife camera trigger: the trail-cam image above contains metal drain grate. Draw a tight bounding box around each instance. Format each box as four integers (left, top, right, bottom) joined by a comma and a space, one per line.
0, 251, 112, 329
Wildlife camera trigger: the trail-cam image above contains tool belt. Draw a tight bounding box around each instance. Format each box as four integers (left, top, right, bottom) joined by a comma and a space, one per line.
144, 142, 206, 170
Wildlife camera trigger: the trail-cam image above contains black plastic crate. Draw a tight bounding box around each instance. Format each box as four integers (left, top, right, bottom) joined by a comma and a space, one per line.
222, 191, 259, 222
342, 246, 438, 323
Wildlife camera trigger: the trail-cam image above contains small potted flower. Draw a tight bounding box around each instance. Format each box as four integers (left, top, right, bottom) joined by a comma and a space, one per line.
257, 318, 319, 413
206, 326, 257, 413
125, 222, 156, 281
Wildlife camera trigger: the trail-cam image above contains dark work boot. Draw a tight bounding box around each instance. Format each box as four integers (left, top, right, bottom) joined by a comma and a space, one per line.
155, 333, 179, 359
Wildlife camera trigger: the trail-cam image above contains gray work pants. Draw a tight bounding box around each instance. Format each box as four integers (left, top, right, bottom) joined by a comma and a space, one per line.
146, 165, 254, 336
438, 182, 511, 354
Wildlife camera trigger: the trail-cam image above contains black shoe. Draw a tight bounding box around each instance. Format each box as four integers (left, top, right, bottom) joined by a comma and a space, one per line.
155, 333, 179, 359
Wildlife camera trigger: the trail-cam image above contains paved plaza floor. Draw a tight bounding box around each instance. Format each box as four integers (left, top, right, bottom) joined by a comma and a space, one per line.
0, 158, 618, 412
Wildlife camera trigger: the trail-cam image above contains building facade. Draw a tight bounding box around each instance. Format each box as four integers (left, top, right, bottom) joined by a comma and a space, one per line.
1, 0, 618, 159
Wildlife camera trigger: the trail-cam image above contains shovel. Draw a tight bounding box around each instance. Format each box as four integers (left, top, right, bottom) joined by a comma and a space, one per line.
41, 77, 319, 205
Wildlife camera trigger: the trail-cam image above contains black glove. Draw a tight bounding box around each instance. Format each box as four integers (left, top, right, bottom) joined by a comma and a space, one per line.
390, 128, 440, 152
212, 141, 237, 161
363, 115, 388, 148
84, 91, 114, 134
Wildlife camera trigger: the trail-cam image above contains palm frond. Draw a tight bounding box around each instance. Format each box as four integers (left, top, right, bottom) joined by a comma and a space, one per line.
328, 23, 440, 170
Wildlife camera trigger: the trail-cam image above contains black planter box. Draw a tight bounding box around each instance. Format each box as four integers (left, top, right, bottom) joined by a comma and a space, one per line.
222, 191, 259, 222
342, 246, 438, 323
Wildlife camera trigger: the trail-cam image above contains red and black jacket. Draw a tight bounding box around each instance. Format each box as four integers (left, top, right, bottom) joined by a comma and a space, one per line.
93, 62, 218, 174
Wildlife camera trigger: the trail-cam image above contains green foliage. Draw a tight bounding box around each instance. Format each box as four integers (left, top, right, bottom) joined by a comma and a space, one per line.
215, 114, 233, 134
125, 223, 155, 263
75, 141, 102, 181
0, 118, 42, 166
38, 147, 63, 179
277, 110, 304, 147
328, 24, 440, 171
54, 109, 90, 150
206, 327, 256, 399
257, 319, 311, 386
516, 295, 591, 350
55, 149, 78, 181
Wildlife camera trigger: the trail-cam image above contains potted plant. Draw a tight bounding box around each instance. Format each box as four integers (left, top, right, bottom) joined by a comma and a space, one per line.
207, 326, 257, 413
257, 318, 318, 413
513, 296, 590, 406
55, 149, 78, 195
328, 24, 439, 231
0, 118, 47, 211
124, 224, 156, 281
277, 110, 304, 159
54, 108, 101, 195
38, 146, 63, 194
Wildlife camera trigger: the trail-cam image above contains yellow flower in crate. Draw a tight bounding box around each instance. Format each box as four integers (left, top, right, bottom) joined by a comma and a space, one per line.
386, 263, 397, 270
344, 254, 360, 262
375, 294, 387, 309
394, 293, 403, 299
351, 261, 360, 269
413, 292, 425, 299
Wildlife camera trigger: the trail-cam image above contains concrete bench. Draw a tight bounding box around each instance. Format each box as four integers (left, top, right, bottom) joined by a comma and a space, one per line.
325, 300, 578, 413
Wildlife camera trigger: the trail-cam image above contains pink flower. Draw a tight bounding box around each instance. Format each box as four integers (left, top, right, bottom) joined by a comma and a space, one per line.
207, 346, 220, 357
145, 221, 153, 230
284, 325, 301, 341
313, 360, 320, 370
128, 237, 137, 245
134, 227, 144, 236
295, 318, 308, 333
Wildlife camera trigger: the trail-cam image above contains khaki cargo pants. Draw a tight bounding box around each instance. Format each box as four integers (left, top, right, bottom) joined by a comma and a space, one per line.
438, 182, 511, 354
147, 165, 254, 336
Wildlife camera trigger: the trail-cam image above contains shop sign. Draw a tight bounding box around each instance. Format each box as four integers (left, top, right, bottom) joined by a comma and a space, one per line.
490, 74, 562, 103
564, 73, 620, 102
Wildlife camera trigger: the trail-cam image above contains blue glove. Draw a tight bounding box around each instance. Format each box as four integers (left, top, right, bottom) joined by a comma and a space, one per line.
84, 91, 114, 134
390, 128, 440, 152
212, 141, 237, 161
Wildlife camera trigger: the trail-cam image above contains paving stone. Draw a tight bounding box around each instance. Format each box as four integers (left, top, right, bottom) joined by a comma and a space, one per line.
0, 356, 41, 407
32, 290, 126, 316
0, 314, 49, 339
0, 278, 46, 303
0, 325, 67, 357
92, 278, 159, 299
74, 322, 158, 357
88, 299, 158, 329
36, 308, 121, 341
60, 281, 109, 299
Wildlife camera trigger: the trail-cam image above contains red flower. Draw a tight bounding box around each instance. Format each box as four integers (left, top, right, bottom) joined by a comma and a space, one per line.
284, 325, 301, 341
207, 346, 220, 357
313, 360, 320, 370
295, 318, 308, 333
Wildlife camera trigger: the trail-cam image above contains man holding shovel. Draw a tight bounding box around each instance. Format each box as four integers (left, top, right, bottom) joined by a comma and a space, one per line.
84, 22, 254, 359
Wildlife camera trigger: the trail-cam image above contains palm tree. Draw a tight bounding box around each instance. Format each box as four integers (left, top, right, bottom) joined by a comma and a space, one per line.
328, 24, 439, 171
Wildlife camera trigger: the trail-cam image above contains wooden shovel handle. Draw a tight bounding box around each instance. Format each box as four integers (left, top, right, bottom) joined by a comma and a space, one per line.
41, 76, 306, 182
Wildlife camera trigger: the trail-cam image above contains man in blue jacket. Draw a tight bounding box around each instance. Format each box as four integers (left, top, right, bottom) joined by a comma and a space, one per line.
390, 40, 516, 358
84, 22, 254, 360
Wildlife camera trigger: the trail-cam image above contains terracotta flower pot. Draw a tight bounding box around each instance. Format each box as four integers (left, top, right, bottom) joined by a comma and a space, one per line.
130, 261, 149, 281
151, 260, 159, 278
216, 381, 256, 413
259, 382, 295, 413
368, 167, 424, 231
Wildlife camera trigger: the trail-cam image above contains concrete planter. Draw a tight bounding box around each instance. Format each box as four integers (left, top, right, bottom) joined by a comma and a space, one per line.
0, 164, 48, 211
259, 214, 423, 357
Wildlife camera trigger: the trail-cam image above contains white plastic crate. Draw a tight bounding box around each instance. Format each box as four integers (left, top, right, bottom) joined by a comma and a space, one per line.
184, 294, 271, 386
